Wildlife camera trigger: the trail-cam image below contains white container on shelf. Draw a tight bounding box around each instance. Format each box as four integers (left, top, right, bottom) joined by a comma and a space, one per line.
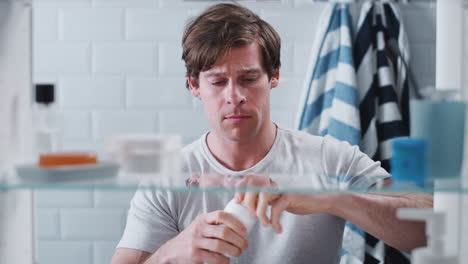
397, 208, 458, 264
105, 134, 182, 176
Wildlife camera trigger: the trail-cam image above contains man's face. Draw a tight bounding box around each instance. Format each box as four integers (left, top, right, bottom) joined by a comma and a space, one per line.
188, 42, 279, 143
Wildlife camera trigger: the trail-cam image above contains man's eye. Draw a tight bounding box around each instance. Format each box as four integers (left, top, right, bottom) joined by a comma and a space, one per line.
211, 81, 226, 86
243, 78, 258, 83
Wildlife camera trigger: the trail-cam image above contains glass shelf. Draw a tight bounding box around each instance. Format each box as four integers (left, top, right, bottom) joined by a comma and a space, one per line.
1, 166, 467, 193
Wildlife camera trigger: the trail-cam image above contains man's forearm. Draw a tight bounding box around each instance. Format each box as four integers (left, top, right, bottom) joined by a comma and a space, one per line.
329, 192, 433, 253
143, 244, 171, 264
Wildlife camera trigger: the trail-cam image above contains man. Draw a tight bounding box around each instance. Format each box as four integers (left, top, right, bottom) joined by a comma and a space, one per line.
112, 3, 432, 264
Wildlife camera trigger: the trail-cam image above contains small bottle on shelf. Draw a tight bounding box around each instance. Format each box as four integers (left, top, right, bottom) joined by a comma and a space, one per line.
33, 84, 62, 155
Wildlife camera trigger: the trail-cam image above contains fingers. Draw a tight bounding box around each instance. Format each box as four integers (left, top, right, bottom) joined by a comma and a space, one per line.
256, 192, 279, 226
202, 224, 249, 252
199, 211, 249, 258
194, 249, 229, 264
204, 210, 247, 236
270, 196, 289, 233
243, 191, 258, 216
197, 235, 244, 257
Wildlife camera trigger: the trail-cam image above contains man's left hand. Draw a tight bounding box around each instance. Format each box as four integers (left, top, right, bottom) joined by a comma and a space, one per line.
234, 174, 339, 233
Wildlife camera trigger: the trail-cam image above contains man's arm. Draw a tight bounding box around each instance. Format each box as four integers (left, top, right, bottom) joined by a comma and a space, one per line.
111, 211, 249, 264
328, 191, 433, 253
235, 175, 432, 254
111, 248, 152, 264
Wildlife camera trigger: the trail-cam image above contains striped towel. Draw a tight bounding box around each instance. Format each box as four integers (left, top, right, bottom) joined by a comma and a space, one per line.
295, 3, 360, 145
294, 3, 365, 264
354, 1, 410, 263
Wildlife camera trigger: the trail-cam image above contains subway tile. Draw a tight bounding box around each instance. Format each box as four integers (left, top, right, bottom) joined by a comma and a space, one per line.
293, 0, 327, 8
93, 0, 157, 7
126, 77, 191, 108
159, 109, 210, 139
61, 140, 98, 154
35, 42, 90, 73
241, 0, 292, 9
158, 43, 185, 77
294, 43, 315, 78
92, 43, 156, 74
35, 190, 93, 208
60, 75, 125, 109
270, 77, 303, 108
33, 73, 58, 85
271, 108, 296, 130
280, 43, 294, 75
94, 241, 119, 264
158, 0, 212, 10
126, 9, 189, 41
62, 111, 92, 140
401, 7, 436, 43
94, 190, 135, 208
37, 241, 92, 264
93, 111, 158, 139
410, 43, 435, 77
36, 209, 60, 240
60, 8, 124, 41
60, 209, 126, 240
261, 7, 321, 42
33, 8, 58, 42
33, 0, 91, 8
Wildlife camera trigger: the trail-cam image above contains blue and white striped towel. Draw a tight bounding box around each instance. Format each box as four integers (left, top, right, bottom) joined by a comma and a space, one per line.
354, 1, 410, 263
296, 3, 360, 146
355, 0, 410, 172
294, 3, 365, 264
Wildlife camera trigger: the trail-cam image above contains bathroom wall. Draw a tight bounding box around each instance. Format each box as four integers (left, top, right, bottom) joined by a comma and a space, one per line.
32, 0, 452, 263
0, 1, 34, 263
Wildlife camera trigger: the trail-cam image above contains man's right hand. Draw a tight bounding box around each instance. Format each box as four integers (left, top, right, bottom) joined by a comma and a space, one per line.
149, 210, 249, 264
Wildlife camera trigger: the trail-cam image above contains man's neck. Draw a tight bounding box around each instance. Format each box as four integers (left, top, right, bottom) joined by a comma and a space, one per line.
206, 122, 277, 171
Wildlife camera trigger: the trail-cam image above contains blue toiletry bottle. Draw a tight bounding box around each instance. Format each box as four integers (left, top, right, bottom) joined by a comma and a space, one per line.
390, 137, 427, 188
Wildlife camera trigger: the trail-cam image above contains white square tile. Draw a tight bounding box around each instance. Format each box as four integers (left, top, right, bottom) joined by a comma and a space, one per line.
37, 241, 92, 264
126, 9, 189, 41
35, 190, 93, 208
33, 0, 91, 8
36, 208, 60, 240
35, 42, 91, 73
60, 209, 126, 240
93, 241, 119, 264
93, 0, 157, 7
126, 77, 191, 108
60, 75, 125, 109
62, 110, 92, 140
159, 109, 210, 139
60, 8, 124, 41
93, 110, 158, 139
158, 42, 185, 77
33, 8, 58, 41
92, 43, 156, 74
94, 190, 134, 208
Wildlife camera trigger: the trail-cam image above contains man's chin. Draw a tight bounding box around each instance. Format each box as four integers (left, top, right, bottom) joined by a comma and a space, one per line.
223, 127, 257, 142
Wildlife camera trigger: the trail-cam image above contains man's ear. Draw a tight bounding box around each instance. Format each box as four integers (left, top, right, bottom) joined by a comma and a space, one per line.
187, 76, 200, 98
270, 69, 280, 89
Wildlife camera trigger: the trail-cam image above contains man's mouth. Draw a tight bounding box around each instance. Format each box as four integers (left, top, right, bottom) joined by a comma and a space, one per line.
224, 115, 252, 122
225, 114, 252, 119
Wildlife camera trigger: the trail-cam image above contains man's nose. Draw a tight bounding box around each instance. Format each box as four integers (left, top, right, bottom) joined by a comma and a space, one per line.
225, 82, 246, 105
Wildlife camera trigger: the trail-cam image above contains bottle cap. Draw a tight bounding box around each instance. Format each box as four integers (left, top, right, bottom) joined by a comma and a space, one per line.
35, 84, 55, 105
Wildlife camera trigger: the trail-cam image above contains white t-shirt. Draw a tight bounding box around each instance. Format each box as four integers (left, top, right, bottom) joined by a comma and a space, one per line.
117, 127, 390, 263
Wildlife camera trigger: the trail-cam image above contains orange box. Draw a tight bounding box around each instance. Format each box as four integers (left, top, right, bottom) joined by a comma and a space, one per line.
39, 152, 98, 168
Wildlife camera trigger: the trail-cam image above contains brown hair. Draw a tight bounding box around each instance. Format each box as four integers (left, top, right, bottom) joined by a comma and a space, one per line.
182, 3, 281, 89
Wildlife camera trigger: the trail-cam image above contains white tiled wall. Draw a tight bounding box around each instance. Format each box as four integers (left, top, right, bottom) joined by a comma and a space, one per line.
32, 0, 440, 263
